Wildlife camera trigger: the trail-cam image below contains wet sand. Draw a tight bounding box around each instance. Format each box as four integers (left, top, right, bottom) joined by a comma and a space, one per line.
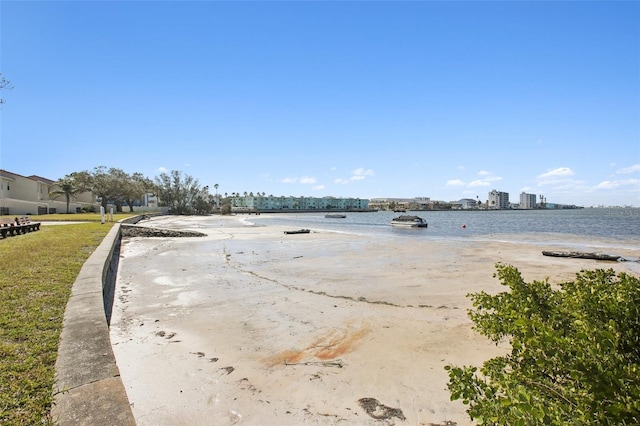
110, 215, 638, 425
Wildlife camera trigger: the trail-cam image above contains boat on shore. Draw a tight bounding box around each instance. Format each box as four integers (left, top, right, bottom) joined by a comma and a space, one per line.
325, 214, 346, 219
284, 229, 311, 235
541, 251, 621, 261
390, 215, 428, 228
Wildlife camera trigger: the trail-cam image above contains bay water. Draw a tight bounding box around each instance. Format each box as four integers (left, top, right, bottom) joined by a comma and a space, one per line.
246, 208, 640, 249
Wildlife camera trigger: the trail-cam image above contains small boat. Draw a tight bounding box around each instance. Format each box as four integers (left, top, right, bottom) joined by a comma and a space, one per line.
391, 215, 428, 228
325, 214, 346, 218
284, 229, 311, 235
393, 209, 406, 212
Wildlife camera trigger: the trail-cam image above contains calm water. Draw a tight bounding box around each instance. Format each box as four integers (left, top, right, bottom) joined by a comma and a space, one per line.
247, 208, 640, 249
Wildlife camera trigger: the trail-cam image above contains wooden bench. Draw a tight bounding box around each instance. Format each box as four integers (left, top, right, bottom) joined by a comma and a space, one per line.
0, 216, 41, 238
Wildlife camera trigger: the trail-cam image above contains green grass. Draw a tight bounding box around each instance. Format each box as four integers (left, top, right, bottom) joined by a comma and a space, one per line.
0, 223, 116, 424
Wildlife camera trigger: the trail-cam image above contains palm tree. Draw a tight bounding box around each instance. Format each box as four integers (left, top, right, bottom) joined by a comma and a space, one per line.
214, 183, 219, 209
0, 73, 13, 105
49, 176, 83, 214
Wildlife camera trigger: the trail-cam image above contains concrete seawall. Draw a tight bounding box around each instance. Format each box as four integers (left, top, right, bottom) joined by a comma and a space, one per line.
52, 218, 141, 425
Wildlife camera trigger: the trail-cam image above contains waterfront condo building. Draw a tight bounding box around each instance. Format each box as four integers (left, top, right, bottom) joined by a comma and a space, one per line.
519, 192, 537, 209
488, 190, 510, 209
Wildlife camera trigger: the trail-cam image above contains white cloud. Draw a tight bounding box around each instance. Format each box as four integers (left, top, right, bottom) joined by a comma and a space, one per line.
446, 179, 466, 186
463, 171, 502, 188
616, 164, 640, 175
158, 167, 168, 173
594, 181, 616, 190
334, 168, 375, 184
537, 167, 575, 179
352, 168, 375, 177
468, 179, 491, 187
312, 185, 325, 191
457, 165, 465, 170
281, 176, 318, 185
595, 178, 640, 190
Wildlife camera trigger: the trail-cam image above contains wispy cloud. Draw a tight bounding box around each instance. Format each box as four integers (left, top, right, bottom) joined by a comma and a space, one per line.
616, 164, 640, 175
312, 185, 325, 191
281, 176, 318, 185
352, 168, 375, 178
536, 167, 580, 190
468, 179, 491, 187
446, 171, 502, 189
335, 168, 375, 184
594, 178, 640, 190
158, 166, 168, 173
470, 171, 502, 187
537, 167, 575, 179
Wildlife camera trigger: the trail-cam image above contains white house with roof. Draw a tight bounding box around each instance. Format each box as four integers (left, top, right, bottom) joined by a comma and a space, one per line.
0, 169, 97, 215
454, 198, 478, 209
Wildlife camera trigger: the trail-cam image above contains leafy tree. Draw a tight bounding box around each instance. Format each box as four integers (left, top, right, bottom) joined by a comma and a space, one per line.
192, 186, 215, 215
446, 264, 640, 425
155, 170, 203, 215
121, 172, 154, 212
69, 167, 156, 213
48, 175, 84, 213
71, 167, 118, 211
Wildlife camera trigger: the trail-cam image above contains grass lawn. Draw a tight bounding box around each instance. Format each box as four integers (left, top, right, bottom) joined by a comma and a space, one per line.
0, 215, 134, 424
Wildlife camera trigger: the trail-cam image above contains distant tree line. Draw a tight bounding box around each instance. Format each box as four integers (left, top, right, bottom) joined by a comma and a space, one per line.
51, 166, 228, 215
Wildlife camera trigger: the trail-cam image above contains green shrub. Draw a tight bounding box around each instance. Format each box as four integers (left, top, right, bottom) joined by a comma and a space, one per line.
446, 264, 640, 425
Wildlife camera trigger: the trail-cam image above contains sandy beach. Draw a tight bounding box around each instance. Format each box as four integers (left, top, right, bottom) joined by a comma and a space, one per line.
110, 215, 638, 426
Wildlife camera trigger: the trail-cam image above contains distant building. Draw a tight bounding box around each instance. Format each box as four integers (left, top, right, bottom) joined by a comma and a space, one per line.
519, 192, 537, 209
369, 197, 430, 210
488, 190, 510, 209
453, 198, 478, 209
231, 195, 369, 212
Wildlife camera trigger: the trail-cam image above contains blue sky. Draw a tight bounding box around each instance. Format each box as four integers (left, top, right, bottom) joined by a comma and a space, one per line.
1, 1, 638, 207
